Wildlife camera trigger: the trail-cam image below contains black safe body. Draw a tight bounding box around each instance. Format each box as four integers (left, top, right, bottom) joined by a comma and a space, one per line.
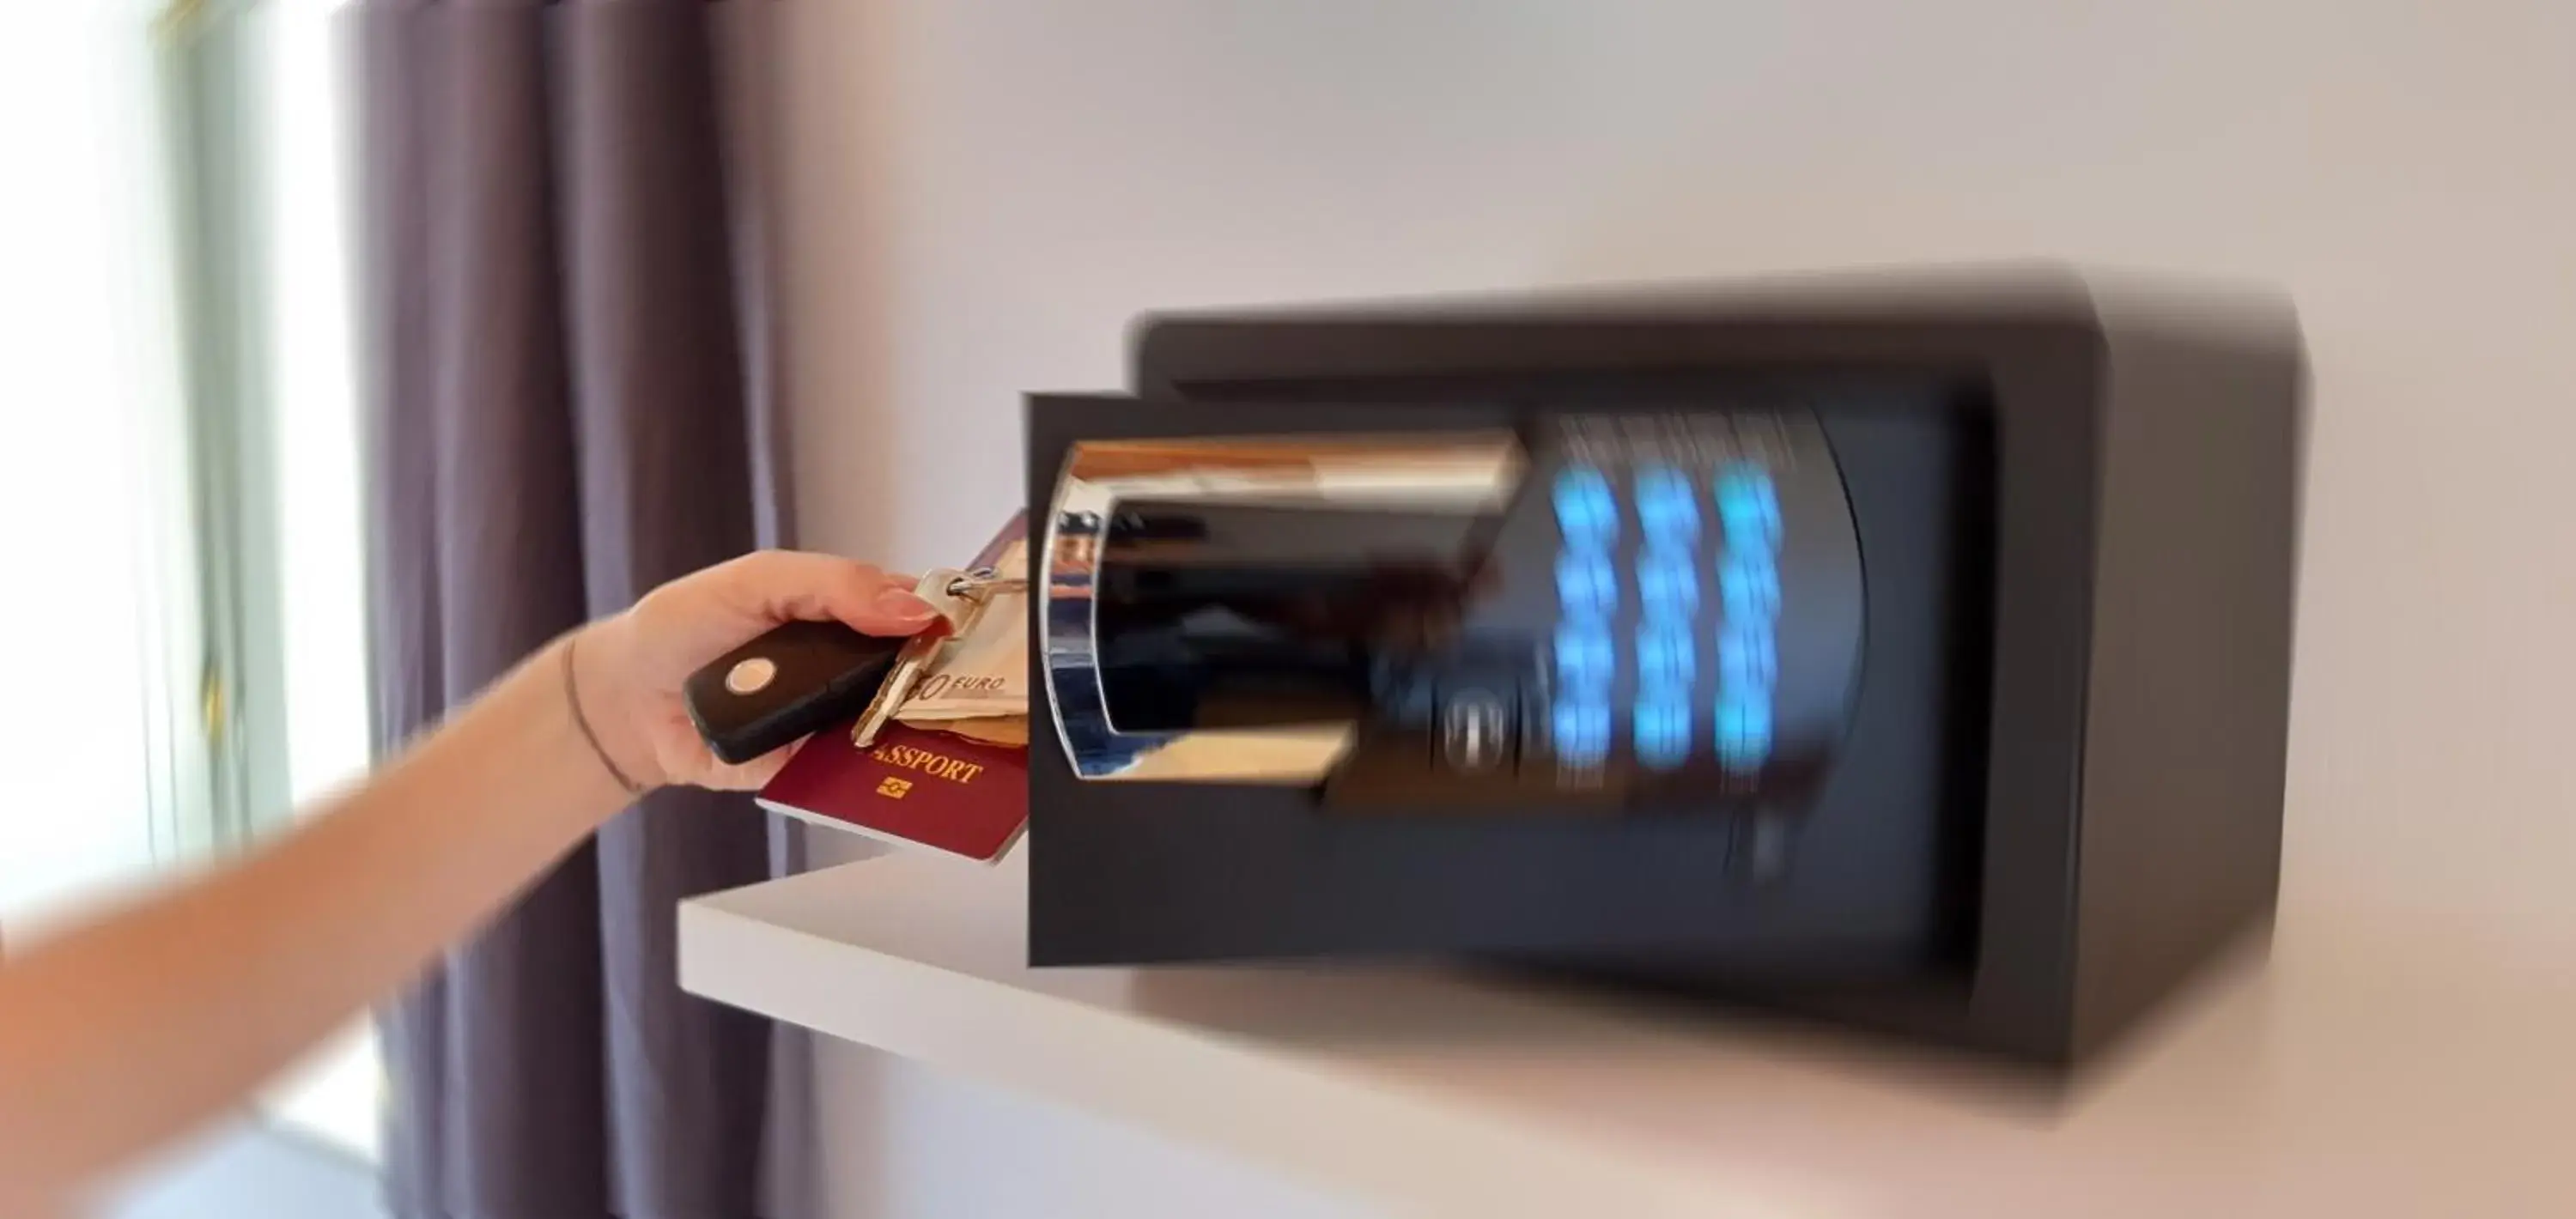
1023, 266, 2304, 1066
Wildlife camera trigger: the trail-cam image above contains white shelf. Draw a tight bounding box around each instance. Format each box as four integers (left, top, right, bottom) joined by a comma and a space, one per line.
679, 852, 2572, 1218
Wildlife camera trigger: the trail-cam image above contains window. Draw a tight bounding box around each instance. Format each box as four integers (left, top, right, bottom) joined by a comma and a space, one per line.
226, 0, 379, 1160
0, 4, 191, 934
0, 0, 380, 1163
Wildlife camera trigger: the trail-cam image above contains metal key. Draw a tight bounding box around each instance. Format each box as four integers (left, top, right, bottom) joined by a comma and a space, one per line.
848, 567, 1026, 749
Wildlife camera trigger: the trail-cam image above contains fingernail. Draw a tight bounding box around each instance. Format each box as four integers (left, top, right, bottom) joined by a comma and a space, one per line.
873, 589, 938, 621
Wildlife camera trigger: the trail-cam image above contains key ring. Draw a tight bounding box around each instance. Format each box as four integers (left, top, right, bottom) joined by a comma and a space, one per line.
852, 567, 1025, 749
946, 568, 1030, 599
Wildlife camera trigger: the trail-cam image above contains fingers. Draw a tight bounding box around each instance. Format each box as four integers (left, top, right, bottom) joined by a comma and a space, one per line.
720, 550, 938, 636
697, 746, 794, 793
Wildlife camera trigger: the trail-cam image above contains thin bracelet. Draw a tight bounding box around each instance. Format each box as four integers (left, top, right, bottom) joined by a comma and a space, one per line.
562, 633, 643, 795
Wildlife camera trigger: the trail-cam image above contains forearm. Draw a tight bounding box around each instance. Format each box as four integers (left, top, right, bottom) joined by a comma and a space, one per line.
0, 629, 635, 1207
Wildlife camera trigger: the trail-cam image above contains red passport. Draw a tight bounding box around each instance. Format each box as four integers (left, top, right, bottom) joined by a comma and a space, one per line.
757, 719, 1028, 863
754, 515, 1030, 863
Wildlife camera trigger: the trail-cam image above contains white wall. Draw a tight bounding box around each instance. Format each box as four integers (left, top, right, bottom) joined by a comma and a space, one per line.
772, 3, 2576, 1214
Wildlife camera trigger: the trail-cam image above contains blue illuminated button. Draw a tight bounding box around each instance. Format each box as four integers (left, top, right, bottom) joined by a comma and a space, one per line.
1634, 467, 1700, 545
1718, 553, 1781, 622
1715, 698, 1773, 771
1551, 699, 1612, 767
1637, 549, 1699, 619
1716, 624, 1777, 690
1552, 467, 1619, 546
1552, 623, 1615, 692
1554, 550, 1619, 621
1715, 464, 1781, 547
1637, 622, 1695, 691
1633, 696, 1692, 770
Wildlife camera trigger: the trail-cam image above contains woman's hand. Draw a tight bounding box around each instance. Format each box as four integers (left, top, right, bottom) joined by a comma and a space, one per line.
570, 551, 939, 791
0, 549, 945, 1210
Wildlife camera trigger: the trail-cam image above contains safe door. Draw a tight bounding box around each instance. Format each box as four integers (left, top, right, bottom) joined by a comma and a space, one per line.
1025, 387, 1992, 978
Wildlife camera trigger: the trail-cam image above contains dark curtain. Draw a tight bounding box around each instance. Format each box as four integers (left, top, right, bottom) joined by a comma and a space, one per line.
348, 2, 804, 1216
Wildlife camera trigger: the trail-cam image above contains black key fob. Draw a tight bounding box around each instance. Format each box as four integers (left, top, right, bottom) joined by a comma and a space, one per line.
683, 620, 908, 766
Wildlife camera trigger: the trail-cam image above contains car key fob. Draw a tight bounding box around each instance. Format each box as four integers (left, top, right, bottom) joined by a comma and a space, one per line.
683, 620, 909, 766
